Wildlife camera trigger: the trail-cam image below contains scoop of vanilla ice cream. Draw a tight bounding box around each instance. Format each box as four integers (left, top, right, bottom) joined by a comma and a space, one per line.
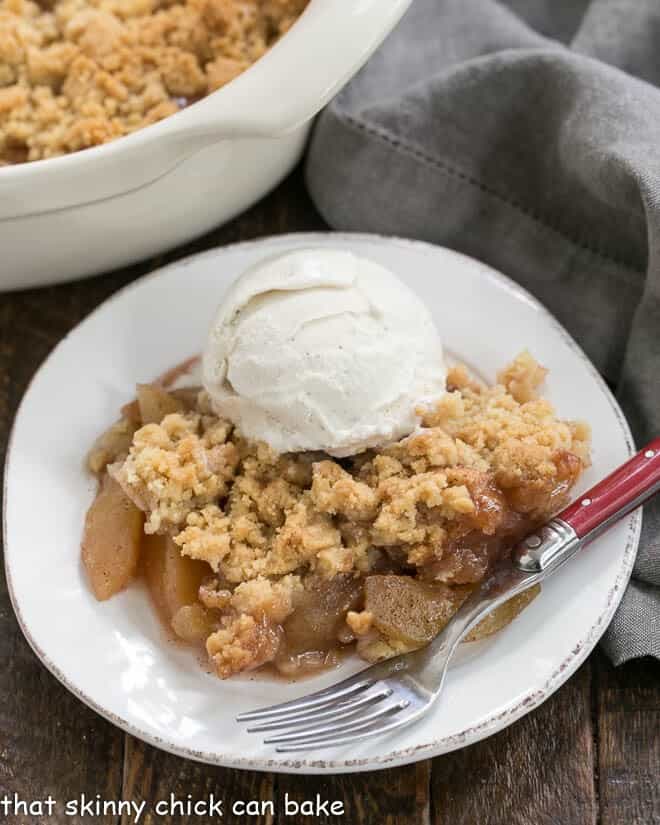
202, 248, 446, 456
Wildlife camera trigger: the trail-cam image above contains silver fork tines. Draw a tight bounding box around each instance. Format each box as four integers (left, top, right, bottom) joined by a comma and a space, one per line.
246, 685, 393, 733
273, 710, 422, 753
264, 699, 410, 745
237, 562, 547, 752
236, 676, 373, 723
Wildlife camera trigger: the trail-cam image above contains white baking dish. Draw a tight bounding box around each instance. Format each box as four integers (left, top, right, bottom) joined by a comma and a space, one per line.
0, 0, 411, 291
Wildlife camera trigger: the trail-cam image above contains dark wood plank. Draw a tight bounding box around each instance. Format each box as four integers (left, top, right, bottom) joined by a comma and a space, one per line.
0, 584, 125, 824
595, 649, 660, 825
121, 736, 275, 825
275, 760, 431, 824
431, 659, 597, 825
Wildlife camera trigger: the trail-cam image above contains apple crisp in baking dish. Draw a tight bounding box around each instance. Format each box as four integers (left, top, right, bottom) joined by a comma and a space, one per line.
0, 0, 308, 164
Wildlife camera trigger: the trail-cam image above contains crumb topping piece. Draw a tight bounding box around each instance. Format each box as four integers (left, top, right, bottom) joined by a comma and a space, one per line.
206, 613, 282, 678
109, 411, 239, 534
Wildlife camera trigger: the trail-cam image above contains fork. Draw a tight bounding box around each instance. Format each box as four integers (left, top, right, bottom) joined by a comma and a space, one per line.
237, 438, 660, 752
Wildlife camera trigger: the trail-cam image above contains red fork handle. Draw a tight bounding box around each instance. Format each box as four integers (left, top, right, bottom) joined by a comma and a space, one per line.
558, 438, 660, 541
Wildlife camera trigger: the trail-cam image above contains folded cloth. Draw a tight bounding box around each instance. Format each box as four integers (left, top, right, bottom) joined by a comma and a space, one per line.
305, 0, 660, 664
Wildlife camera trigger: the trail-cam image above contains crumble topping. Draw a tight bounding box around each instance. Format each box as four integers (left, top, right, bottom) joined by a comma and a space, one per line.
206, 613, 282, 679
0, 0, 308, 164
90, 351, 591, 678
310, 460, 378, 522
109, 411, 239, 534
346, 609, 373, 638
229, 574, 303, 623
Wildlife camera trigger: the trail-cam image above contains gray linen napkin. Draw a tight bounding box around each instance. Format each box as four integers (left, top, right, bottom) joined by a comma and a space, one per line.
305, 0, 660, 664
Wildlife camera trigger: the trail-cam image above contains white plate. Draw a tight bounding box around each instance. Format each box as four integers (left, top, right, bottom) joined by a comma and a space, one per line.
4, 233, 640, 774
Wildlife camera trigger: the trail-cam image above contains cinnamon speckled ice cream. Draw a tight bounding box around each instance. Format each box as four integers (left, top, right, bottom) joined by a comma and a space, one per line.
202, 248, 448, 456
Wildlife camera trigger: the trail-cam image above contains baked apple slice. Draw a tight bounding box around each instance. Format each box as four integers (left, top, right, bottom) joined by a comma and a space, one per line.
364, 574, 539, 648
82, 474, 143, 600
142, 533, 209, 620
364, 575, 470, 647
142, 532, 214, 641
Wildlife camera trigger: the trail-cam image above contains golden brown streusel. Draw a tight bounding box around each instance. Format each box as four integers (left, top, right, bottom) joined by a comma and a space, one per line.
206, 613, 282, 679
346, 609, 373, 637
92, 353, 591, 678
0, 0, 308, 164
228, 573, 303, 623
109, 411, 240, 534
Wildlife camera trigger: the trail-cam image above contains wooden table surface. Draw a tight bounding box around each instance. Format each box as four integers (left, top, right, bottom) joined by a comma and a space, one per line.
1, 167, 658, 825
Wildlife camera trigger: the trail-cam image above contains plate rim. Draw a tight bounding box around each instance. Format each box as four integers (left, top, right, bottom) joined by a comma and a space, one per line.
3, 231, 641, 774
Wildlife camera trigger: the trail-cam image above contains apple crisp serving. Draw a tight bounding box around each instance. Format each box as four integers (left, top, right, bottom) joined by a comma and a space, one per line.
0, 0, 308, 164
82, 352, 591, 679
